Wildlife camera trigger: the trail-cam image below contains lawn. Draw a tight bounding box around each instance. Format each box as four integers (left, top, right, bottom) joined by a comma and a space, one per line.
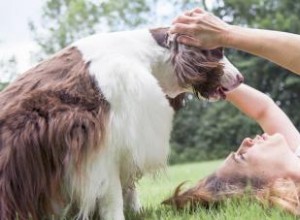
130, 160, 298, 220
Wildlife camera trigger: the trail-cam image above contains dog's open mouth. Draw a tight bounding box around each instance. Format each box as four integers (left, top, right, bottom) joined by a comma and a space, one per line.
198, 74, 244, 101
193, 85, 228, 101
193, 86, 230, 101
218, 87, 228, 100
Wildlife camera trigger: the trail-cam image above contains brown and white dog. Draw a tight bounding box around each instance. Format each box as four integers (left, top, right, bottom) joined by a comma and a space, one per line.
0, 27, 243, 220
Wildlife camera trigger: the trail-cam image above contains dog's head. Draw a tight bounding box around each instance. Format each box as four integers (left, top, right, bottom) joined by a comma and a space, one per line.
150, 27, 243, 101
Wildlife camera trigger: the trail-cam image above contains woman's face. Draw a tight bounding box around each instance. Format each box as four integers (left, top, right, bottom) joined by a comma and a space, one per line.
216, 133, 300, 180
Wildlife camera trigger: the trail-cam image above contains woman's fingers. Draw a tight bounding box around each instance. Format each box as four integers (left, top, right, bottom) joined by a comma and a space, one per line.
192, 7, 205, 14
184, 10, 193, 16
173, 8, 206, 25
183, 8, 205, 16
177, 35, 199, 47
171, 8, 228, 49
172, 14, 196, 25
169, 23, 194, 35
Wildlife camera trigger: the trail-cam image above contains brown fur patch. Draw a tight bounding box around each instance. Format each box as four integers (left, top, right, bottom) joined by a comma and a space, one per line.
0, 47, 110, 219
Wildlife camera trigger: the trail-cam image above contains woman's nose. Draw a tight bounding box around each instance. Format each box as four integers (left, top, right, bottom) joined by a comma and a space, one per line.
237, 137, 254, 154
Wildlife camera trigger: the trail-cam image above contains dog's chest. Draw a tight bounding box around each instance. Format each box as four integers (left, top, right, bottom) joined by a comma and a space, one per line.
100, 61, 175, 173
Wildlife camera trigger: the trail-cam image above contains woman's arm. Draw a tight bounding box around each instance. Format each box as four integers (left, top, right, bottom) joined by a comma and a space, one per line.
170, 8, 300, 74
223, 27, 300, 75
226, 84, 300, 151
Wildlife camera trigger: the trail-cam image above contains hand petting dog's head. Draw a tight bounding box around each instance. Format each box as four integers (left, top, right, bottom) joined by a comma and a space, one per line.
150, 27, 243, 101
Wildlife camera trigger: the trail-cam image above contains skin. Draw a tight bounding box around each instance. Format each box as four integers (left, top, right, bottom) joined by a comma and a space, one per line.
216, 84, 300, 181
217, 133, 300, 180
170, 8, 300, 75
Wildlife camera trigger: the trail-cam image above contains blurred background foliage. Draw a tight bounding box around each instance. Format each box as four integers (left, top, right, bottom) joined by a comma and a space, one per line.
1, 0, 300, 164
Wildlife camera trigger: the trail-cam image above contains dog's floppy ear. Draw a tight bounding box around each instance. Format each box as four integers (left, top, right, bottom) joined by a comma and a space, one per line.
149, 27, 170, 48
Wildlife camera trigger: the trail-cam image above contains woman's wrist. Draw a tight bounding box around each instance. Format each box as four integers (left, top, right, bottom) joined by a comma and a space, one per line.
219, 25, 240, 48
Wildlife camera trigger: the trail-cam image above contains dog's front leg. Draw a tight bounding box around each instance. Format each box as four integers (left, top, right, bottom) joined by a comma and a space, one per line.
123, 184, 141, 213
99, 175, 125, 220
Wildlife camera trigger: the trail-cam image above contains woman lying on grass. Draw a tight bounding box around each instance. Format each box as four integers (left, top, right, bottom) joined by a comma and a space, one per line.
164, 83, 300, 215
164, 7, 300, 215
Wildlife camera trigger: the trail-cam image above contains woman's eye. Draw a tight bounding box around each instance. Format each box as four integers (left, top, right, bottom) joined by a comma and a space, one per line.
238, 152, 248, 162
240, 153, 246, 160
232, 152, 246, 163
232, 153, 240, 163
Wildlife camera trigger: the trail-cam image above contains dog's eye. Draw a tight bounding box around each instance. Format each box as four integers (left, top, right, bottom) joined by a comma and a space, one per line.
210, 47, 224, 60
165, 34, 169, 47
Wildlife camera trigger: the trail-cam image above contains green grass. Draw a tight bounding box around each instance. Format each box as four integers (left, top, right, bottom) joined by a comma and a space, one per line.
129, 160, 298, 220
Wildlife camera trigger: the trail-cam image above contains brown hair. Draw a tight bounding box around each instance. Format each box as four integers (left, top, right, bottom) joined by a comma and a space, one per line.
0, 47, 110, 219
163, 173, 300, 215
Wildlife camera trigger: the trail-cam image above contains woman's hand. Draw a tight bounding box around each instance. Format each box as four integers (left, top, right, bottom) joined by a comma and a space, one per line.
170, 8, 231, 49
171, 8, 300, 74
